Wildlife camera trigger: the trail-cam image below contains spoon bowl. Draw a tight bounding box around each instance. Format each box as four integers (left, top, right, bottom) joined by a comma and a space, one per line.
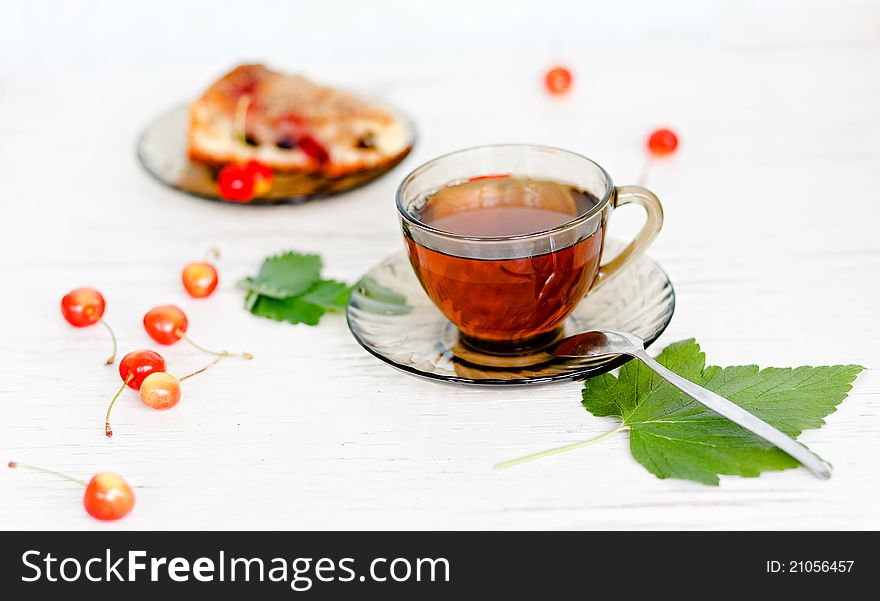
553, 330, 644, 359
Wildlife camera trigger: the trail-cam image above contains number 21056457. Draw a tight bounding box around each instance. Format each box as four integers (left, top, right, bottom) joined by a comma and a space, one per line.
766, 561, 854, 573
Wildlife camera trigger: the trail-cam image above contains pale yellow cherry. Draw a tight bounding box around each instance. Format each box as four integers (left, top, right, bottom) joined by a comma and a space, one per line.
139, 372, 181, 410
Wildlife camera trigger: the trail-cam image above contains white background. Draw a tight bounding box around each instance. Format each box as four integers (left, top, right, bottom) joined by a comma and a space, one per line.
1, 0, 878, 529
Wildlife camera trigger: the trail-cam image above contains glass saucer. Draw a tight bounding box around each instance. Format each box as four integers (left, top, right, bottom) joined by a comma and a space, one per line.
346, 241, 675, 385
136, 105, 415, 206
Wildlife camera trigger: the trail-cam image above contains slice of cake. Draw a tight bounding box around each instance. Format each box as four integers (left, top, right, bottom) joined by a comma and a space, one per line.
188, 64, 411, 178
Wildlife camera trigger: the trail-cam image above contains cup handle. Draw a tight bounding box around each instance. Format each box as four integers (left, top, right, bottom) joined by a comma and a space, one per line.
591, 185, 664, 290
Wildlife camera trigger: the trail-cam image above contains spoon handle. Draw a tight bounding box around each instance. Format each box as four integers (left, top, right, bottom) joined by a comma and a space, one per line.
632, 350, 832, 479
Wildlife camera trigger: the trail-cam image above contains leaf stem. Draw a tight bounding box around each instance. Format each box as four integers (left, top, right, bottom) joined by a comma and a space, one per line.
496, 424, 627, 469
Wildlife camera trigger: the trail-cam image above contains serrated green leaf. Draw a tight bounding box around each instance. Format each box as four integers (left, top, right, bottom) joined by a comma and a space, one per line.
239, 252, 322, 299
581, 339, 863, 485
249, 294, 325, 326
241, 251, 354, 327
580, 340, 705, 420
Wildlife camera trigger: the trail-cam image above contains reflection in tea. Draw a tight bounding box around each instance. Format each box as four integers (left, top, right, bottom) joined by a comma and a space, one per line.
405, 176, 604, 351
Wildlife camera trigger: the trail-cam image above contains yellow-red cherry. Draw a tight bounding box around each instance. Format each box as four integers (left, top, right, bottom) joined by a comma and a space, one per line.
83, 472, 135, 521
545, 66, 573, 95
119, 349, 166, 390
647, 128, 679, 156
182, 262, 219, 298
144, 305, 188, 345
61, 287, 105, 326
139, 372, 181, 410
245, 159, 274, 196
8, 462, 134, 522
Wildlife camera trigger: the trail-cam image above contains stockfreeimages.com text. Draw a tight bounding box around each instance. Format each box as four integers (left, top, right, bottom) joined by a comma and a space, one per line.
22, 549, 450, 591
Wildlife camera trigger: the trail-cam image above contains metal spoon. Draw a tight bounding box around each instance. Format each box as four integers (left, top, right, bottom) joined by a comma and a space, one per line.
553, 330, 832, 479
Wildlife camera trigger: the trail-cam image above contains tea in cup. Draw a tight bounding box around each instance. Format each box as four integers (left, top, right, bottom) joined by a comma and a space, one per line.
397, 145, 663, 353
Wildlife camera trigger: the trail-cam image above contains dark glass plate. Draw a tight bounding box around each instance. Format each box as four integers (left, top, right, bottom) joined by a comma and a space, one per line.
136, 105, 415, 205
346, 241, 675, 385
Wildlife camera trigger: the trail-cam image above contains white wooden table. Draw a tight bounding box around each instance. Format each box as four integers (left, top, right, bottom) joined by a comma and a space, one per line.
1, 0, 878, 530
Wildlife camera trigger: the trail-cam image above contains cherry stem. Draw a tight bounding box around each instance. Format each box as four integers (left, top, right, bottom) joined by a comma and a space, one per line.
100, 319, 117, 365
179, 355, 224, 382
7, 461, 88, 487
494, 424, 627, 469
179, 333, 253, 360
205, 247, 221, 262
105, 375, 133, 438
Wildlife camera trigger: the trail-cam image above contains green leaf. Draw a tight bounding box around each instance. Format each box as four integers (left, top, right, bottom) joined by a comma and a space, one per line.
249, 294, 326, 326
238, 252, 322, 299
301, 280, 351, 311
357, 276, 407, 305
240, 250, 353, 327
350, 276, 412, 315
581, 340, 863, 485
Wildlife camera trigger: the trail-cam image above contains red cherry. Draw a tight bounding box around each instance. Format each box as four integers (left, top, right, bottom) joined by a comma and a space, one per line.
143, 305, 253, 359
143, 305, 188, 345
8, 462, 134, 521
139, 372, 181, 410
119, 349, 166, 390
107, 349, 166, 437
545, 66, 573, 95
299, 135, 329, 163
61, 287, 117, 365
244, 160, 274, 196
61, 287, 104, 326
182, 262, 219, 298
218, 163, 255, 202
106, 353, 223, 437
647, 128, 679, 156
